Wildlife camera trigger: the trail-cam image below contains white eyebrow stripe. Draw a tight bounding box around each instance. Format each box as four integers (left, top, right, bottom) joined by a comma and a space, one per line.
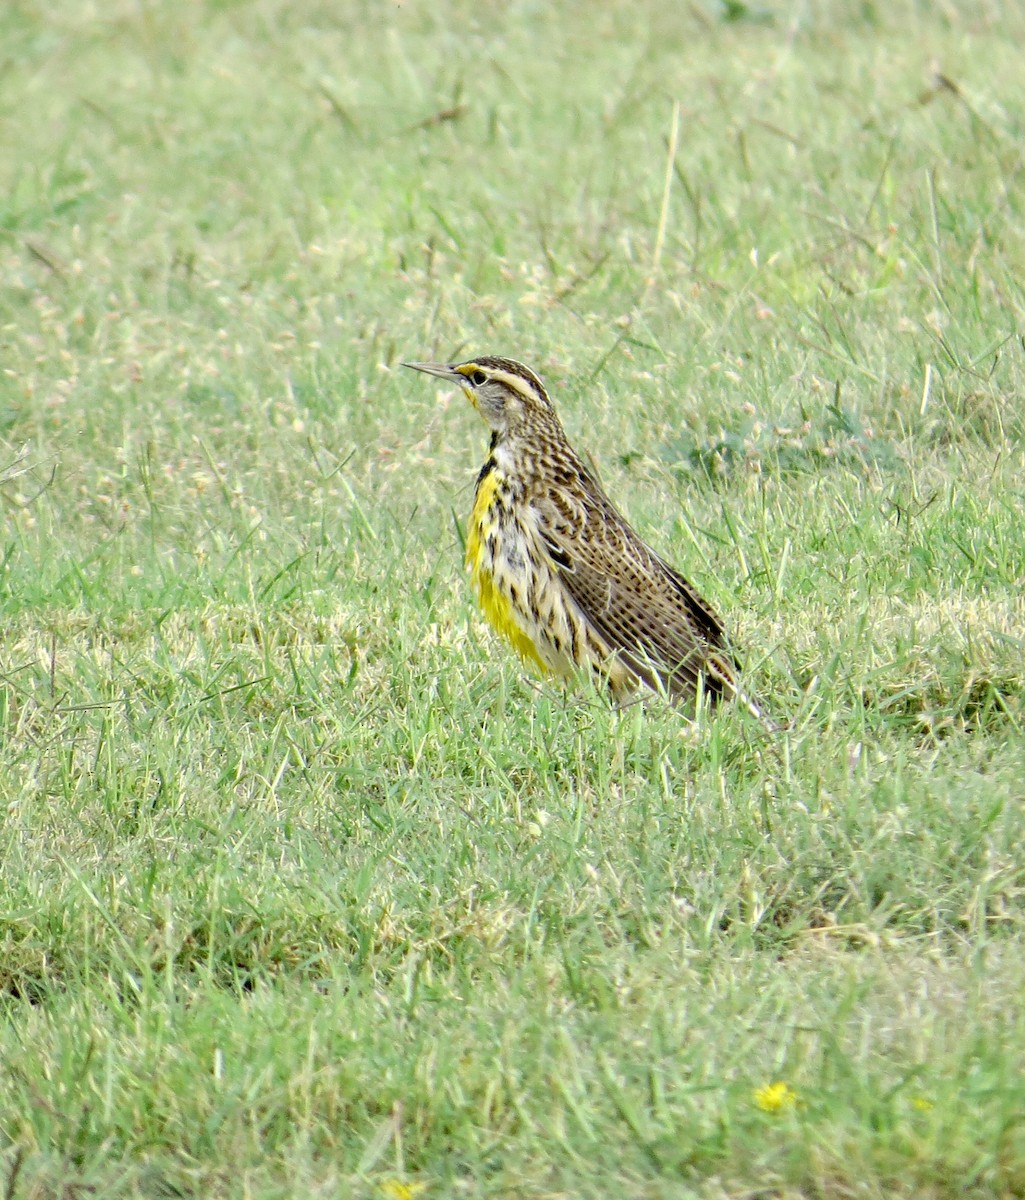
487, 369, 539, 399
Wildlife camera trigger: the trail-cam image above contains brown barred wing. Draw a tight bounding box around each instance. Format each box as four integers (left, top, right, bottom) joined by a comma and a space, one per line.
536, 497, 739, 702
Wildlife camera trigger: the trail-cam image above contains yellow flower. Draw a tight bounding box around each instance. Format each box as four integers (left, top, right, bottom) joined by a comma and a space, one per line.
380, 1181, 426, 1200
911, 1095, 934, 1112
753, 1081, 798, 1113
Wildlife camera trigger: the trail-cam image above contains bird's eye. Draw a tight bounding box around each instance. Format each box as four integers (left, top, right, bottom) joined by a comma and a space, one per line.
469, 370, 487, 386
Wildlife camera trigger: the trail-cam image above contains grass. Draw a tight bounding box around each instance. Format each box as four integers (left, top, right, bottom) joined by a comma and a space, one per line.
2, 0, 1025, 1195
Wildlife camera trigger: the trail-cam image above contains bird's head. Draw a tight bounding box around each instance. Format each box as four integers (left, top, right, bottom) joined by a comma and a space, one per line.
402, 355, 556, 439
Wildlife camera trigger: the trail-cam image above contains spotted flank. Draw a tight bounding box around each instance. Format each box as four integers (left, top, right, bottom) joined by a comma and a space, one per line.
466, 460, 550, 673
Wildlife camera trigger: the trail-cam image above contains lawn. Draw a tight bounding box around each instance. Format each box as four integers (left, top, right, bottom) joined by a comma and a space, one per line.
2, 1, 1024, 1196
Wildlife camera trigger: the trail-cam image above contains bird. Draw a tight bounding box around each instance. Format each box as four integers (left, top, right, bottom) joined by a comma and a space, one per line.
403, 354, 758, 717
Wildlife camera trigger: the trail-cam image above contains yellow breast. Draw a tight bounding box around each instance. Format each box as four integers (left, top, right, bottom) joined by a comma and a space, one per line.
466, 468, 548, 671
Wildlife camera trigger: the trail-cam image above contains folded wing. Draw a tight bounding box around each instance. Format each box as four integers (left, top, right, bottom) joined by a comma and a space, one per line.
536, 489, 739, 701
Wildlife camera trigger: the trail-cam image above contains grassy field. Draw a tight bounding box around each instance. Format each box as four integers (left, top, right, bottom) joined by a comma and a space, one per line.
3, 0, 1025, 1196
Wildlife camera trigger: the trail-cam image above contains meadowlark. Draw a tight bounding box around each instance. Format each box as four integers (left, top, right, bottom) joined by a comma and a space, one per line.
404, 355, 755, 715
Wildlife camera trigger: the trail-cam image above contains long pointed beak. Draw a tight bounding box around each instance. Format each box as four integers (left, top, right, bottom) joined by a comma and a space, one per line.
401, 361, 464, 384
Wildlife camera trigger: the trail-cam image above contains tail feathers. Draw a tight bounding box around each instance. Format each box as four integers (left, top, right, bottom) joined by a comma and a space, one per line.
701, 655, 779, 734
